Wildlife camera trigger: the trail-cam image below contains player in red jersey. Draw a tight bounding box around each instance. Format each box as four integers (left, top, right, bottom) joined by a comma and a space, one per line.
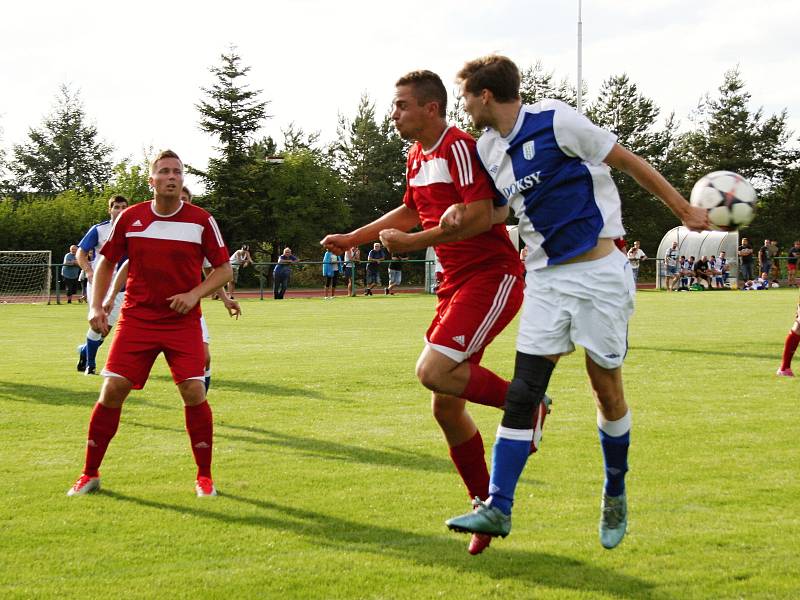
67, 150, 233, 498
321, 71, 548, 555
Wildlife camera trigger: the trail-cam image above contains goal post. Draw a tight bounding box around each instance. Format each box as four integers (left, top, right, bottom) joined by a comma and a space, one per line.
0, 251, 53, 304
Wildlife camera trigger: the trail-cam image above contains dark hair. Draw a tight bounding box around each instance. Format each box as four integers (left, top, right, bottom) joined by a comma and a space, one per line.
395, 70, 447, 118
108, 195, 128, 209
456, 55, 521, 103
150, 149, 183, 174
181, 186, 192, 201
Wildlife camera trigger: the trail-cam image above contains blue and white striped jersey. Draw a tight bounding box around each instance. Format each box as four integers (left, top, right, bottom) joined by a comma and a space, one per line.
476, 99, 624, 270
78, 220, 114, 270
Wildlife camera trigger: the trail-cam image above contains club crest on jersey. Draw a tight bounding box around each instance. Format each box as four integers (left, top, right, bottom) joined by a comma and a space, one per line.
523, 140, 535, 160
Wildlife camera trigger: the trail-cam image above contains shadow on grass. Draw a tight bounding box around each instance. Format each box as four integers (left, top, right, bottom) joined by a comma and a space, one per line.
128, 420, 455, 474
0, 379, 171, 411
629, 345, 774, 360
102, 489, 661, 599
0, 380, 97, 407
148, 374, 327, 400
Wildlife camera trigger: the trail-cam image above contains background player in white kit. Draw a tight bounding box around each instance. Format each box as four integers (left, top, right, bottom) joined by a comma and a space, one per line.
444, 55, 708, 549
76, 195, 129, 375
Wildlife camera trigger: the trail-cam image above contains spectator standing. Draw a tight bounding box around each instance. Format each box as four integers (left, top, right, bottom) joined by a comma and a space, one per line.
769, 239, 781, 284
664, 241, 679, 291
343, 245, 360, 296
322, 249, 340, 300
386, 253, 407, 295
758, 239, 772, 281
626, 241, 647, 284
273, 247, 298, 299
228, 245, 252, 297
62, 245, 82, 304
364, 242, 385, 296
738, 238, 754, 282
786, 241, 800, 287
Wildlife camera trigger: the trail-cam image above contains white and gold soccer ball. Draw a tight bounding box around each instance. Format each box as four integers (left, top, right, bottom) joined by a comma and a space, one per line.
689, 171, 757, 231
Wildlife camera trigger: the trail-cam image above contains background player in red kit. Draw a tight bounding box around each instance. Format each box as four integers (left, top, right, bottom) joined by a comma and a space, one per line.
67, 150, 232, 498
321, 71, 548, 555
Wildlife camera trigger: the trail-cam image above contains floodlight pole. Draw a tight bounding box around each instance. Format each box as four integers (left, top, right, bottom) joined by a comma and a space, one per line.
577, 0, 583, 114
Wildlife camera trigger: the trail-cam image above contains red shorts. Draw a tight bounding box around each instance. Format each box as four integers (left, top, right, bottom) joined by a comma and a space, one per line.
102, 317, 205, 389
788, 263, 796, 272
426, 270, 523, 364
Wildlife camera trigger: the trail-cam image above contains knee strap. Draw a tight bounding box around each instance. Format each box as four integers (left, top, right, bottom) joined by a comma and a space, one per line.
501, 353, 555, 430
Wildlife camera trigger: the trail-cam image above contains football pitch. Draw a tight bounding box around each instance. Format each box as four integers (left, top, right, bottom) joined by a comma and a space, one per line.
1, 290, 797, 599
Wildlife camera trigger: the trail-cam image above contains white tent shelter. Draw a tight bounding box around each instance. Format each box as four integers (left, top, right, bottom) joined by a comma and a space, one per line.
655, 226, 740, 289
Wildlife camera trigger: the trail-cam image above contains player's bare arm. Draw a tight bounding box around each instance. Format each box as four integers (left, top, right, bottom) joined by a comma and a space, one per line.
89, 256, 116, 335
201, 265, 241, 318
604, 144, 709, 232
76, 247, 94, 283
168, 262, 233, 315
321, 204, 420, 254
380, 199, 494, 254
441, 202, 508, 231
103, 259, 129, 314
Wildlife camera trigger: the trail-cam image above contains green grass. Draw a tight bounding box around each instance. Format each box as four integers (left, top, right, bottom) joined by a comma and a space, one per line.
1, 290, 798, 599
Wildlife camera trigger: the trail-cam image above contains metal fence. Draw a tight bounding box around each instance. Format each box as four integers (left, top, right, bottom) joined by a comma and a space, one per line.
8, 260, 439, 304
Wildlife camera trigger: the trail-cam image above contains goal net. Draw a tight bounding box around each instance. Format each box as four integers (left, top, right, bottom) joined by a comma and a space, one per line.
0, 251, 53, 304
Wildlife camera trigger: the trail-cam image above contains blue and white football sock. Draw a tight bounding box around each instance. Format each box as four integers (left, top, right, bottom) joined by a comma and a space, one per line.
598, 409, 631, 497
487, 426, 533, 515
84, 329, 104, 369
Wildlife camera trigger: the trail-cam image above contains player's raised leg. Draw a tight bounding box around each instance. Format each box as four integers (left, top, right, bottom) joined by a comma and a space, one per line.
586, 355, 631, 549
446, 352, 556, 537
67, 375, 132, 496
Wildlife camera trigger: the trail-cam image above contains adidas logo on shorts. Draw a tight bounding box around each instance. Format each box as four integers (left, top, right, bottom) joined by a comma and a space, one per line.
452, 335, 466, 347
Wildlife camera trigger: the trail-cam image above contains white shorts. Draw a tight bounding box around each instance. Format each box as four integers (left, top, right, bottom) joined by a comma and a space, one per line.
200, 315, 210, 344
517, 249, 635, 369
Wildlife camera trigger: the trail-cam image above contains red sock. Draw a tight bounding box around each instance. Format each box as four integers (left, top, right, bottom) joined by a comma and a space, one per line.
83, 403, 122, 477
449, 431, 490, 500
185, 401, 213, 479
781, 330, 800, 370
461, 363, 508, 408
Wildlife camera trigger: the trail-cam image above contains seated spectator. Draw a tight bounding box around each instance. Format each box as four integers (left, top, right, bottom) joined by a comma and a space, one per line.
681, 256, 696, 288
694, 256, 712, 288
713, 252, 730, 288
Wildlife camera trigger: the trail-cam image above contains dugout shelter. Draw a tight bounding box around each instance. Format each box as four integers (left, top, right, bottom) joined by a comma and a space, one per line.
655, 226, 740, 289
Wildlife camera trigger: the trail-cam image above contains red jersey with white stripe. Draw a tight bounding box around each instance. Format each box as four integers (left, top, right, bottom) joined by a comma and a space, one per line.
402, 126, 522, 287
100, 200, 229, 325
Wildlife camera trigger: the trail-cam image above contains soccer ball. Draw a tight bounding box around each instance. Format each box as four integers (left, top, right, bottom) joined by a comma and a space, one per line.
689, 171, 757, 231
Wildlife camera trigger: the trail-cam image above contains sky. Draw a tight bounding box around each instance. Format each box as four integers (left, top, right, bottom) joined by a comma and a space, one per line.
1, 0, 798, 192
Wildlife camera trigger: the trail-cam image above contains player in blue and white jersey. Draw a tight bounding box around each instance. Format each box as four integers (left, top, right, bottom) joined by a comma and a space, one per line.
76, 195, 129, 375
444, 55, 709, 550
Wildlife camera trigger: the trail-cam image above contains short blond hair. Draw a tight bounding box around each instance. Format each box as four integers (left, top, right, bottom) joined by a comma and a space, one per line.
150, 149, 183, 174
